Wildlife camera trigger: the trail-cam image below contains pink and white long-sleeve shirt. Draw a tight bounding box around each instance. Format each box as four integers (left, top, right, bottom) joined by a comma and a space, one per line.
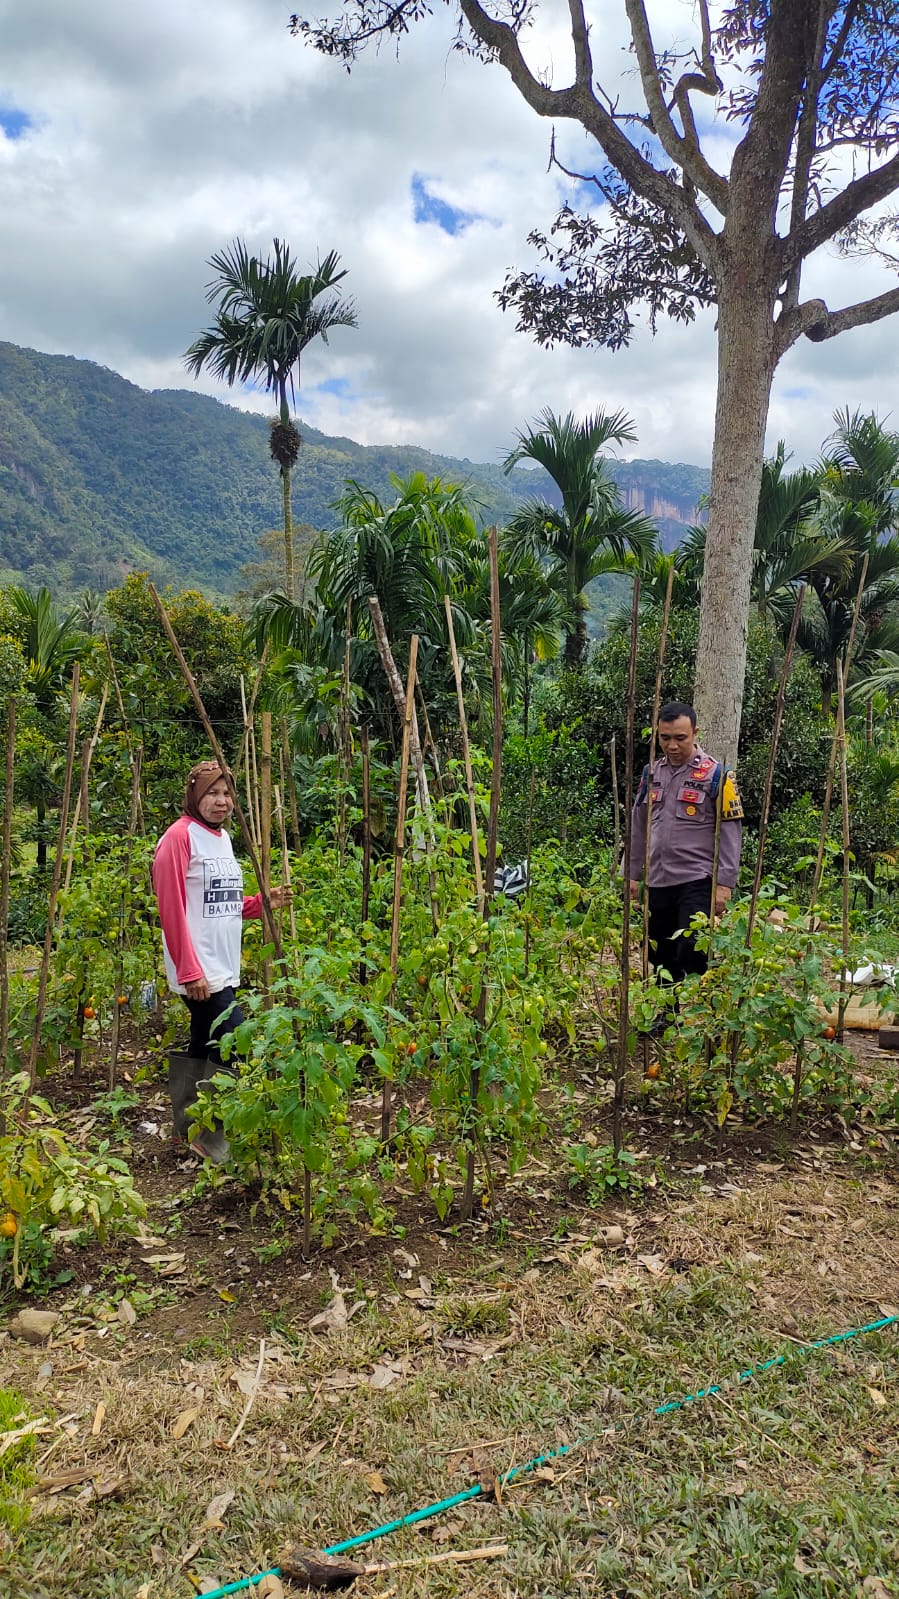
153, 815, 262, 995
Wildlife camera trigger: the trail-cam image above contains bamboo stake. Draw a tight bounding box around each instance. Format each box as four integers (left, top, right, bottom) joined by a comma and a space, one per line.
260, 711, 274, 1003
416, 678, 446, 805
274, 784, 297, 941
461, 525, 502, 1223
614, 578, 640, 1156
809, 556, 868, 909
368, 596, 438, 930
835, 658, 852, 1043
103, 636, 143, 832
383, 637, 419, 1144
147, 585, 282, 956
745, 584, 805, 940
719, 587, 804, 1145
0, 697, 15, 1084
29, 664, 80, 1091
107, 747, 143, 1090
360, 723, 372, 986
63, 681, 109, 895
281, 716, 301, 852
610, 733, 620, 884
337, 602, 352, 867
368, 597, 434, 828
524, 763, 537, 977
444, 593, 484, 908
641, 562, 675, 1074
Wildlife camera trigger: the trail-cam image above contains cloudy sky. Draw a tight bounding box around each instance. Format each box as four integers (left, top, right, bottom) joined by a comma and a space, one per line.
1, 0, 897, 471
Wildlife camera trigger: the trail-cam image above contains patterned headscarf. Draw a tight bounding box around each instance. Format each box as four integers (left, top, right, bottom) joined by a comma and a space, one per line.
184, 761, 229, 824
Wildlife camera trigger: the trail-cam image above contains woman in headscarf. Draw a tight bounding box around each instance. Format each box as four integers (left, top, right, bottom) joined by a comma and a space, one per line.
153, 760, 290, 1161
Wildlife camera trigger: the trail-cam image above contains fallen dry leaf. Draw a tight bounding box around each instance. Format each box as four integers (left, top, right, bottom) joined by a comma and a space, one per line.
862, 1578, 892, 1598
202, 1489, 235, 1530
309, 1290, 348, 1333
636, 1253, 667, 1276
867, 1387, 887, 1409
117, 1298, 137, 1326
364, 1470, 389, 1496
171, 1405, 202, 1440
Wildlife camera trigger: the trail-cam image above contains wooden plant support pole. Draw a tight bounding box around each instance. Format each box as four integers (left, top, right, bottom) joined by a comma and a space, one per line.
368, 595, 439, 932
234, 644, 271, 784
610, 733, 620, 884
360, 722, 372, 986
614, 578, 640, 1156
809, 556, 867, 910
0, 697, 15, 1086
383, 638, 419, 1144
148, 585, 282, 956
281, 716, 301, 852
274, 784, 297, 941
29, 664, 80, 1091
337, 602, 352, 867
524, 762, 537, 977
103, 636, 143, 832
416, 678, 446, 806
107, 748, 143, 1090
640, 561, 675, 1075
63, 681, 109, 896
368, 596, 434, 834
835, 658, 852, 1043
260, 711, 274, 1002
744, 585, 805, 940
461, 525, 502, 1223
444, 593, 484, 909
717, 586, 804, 1150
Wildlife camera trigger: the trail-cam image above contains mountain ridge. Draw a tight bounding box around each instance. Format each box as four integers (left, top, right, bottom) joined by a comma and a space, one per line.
0, 341, 709, 598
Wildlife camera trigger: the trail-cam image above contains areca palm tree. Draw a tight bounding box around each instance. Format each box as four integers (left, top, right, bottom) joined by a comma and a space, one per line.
502, 408, 657, 668
799, 412, 899, 711
184, 237, 357, 601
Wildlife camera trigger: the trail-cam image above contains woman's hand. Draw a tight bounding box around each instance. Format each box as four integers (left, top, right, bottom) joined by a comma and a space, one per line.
268, 886, 293, 910
184, 978, 211, 1001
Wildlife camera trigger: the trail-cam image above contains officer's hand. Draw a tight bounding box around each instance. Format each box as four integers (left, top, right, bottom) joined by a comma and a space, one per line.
714, 885, 732, 916
269, 886, 293, 910
629, 879, 642, 902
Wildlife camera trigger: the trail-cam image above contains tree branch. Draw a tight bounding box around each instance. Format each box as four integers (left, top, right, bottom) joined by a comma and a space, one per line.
775, 285, 899, 357
787, 150, 899, 266
623, 0, 728, 214
457, 0, 721, 273
567, 0, 591, 90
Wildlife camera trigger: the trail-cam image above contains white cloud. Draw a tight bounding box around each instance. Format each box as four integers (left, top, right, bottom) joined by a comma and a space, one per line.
0, 0, 898, 474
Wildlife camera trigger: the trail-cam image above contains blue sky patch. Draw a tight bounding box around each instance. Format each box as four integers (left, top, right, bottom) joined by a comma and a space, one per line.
411, 174, 478, 236
0, 107, 32, 140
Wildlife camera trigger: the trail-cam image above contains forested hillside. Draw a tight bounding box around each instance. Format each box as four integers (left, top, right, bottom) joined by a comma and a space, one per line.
0, 342, 708, 596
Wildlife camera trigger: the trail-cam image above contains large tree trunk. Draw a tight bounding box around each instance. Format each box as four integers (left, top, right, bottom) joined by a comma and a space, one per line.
694, 278, 776, 765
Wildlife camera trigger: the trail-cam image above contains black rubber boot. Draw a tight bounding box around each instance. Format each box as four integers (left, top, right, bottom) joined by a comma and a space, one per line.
168, 1053, 230, 1164
168, 1052, 205, 1142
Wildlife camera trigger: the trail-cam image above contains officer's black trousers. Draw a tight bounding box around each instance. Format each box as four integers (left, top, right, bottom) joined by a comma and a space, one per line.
647, 877, 712, 985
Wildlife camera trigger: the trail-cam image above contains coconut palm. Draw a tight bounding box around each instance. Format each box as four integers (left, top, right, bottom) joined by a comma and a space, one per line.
502, 408, 658, 668
184, 237, 357, 601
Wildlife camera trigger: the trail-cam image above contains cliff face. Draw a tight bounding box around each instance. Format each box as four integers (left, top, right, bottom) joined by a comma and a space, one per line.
618, 483, 702, 526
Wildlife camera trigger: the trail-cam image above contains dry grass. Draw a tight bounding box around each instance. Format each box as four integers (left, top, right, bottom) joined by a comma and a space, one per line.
2, 1137, 898, 1598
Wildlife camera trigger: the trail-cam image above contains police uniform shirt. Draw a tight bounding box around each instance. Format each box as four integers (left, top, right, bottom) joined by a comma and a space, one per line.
629, 745, 743, 888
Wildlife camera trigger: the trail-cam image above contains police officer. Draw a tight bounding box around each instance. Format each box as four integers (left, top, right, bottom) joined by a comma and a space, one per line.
629, 701, 742, 998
